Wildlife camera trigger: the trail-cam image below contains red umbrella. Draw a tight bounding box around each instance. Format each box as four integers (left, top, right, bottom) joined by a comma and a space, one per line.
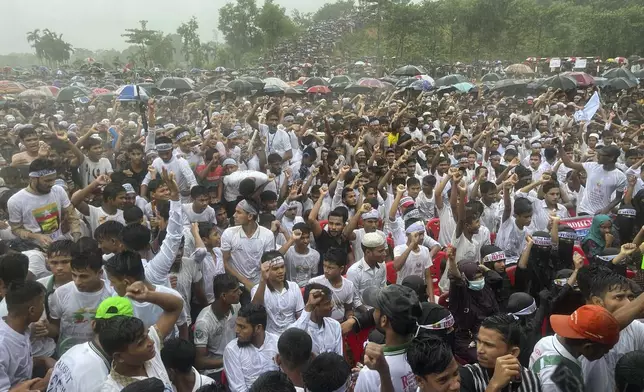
306, 85, 331, 94
92, 88, 110, 95
296, 76, 307, 85
357, 78, 385, 88
565, 72, 595, 87
47, 86, 60, 97
0, 80, 26, 94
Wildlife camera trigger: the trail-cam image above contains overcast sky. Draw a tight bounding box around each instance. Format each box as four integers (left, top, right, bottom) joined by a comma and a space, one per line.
1, 0, 330, 54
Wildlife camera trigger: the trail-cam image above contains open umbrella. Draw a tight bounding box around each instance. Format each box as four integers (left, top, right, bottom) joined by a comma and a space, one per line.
263, 77, 289, 89
481, 73, 503, 82
329, 75, 353, 85
504, 64, 535, 75
415, 75, 435, 85
284, 88, 303, 97
452, 82, 474, 93
391, 65, 426, 77
435, 74, 468, 87
307, 85, 331, 94
116, 85, 149, 102
606, 77, 638, 90
261, 86, 285, 96
343, 83, 372, 94
602, 68, 637, 81
540, 74, 578, 91
0, 80, 26, 94
94, 92, 116, 102
406, 80, 432, 92
358, 78, 385, 88
226, 79, 254, 95
241, 76, 265, 90
47, 86, 60, 97
56, 86, 91, 102
379, 76, 399, 84
564, 72, 595, 87
18, 89, 51, 99
157, 77, 194, 90
633, 69, 644, 79
394, 77, 418, 88
303, 77, 328, 88
92, 88, 111, 96
491, 79, 528, 94
214, 67, 226, 72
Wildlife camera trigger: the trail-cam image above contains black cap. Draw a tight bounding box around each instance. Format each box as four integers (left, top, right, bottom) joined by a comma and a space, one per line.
401, 275, 425, 297
363, 285, 422, 320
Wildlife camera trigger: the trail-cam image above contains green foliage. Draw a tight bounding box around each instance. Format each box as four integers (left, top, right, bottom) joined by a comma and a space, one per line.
26, 29, 74, 66
313, 0, 355, 22
177, 16, 204, 67
256, 0, 298, 50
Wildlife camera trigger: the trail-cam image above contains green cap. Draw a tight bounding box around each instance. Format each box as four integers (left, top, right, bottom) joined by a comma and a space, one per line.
95, 297, 134, 320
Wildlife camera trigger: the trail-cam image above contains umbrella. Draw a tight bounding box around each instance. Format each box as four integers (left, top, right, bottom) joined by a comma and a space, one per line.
406, 80, 432, 92
284, 87, 303, 97
116, 85, 149, 102
329, 75, 353, 85
540, 74, 578, 91
379, 76, 399, 84
491, 79, 529, 94
481, 73, 503, 82
343, 83, 372, 94
215, 67, 226, 72
92, 88, 111, 96
306, 85, 331, 94
354, 61, 366, 66
602, 68, 637, 81
606, 77, 638, 90
261, 86, 285, 96
564, 72, 595, 87
56, 86, 91, 102
452, 82, 474, 93
157, 77, 194, 90
0, 80, 26, 94
394, 77, 418, 88
330, 82, 350, 91
504, 64, 535, 75
391, 65, 426, 77
226, 79, 254, 95
633, 69, 644, 79
358, 78, 385, 88
435, 74, 468, 87
303, 77, 328, 88
47, 86, 60, 97
18, 89, 51, 99
241, 76, 265, 90
94, 92, 116, 102
415, 75, 435, 85
263, 77, 289, 89
593, 77, 609, 87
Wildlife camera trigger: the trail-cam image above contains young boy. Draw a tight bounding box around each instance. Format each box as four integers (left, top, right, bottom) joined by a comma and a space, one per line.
77, 134, 113, 188
93, 220, 126, 256
415, 175, 436, 222
38, 239, 73, 293
182, 185, 217, 226
393, 219, 434, 301
279, 223, 320, 288
71, 177, 126, 236
407, 336, 461, 392
143, 179, 170, 227
308, 248, 355, 322
194, 222, 226, 304
496, 181, 533, 265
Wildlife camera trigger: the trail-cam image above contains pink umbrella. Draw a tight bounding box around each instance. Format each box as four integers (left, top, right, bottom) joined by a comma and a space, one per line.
92, 88, 110, 95
357, 78, 385, 88
306, 85, 331, 94
564, 72, 595, 87
47, 86, 60, 97
296, 76, 307, 85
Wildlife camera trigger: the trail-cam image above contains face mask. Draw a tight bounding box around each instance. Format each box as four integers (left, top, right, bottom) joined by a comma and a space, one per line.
468, 278, 485, 291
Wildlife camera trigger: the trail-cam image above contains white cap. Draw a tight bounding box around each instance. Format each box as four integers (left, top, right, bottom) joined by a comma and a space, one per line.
362, 232, 386, 248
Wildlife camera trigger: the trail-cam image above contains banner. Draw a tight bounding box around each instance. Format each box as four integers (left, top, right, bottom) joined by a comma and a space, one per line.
573, 91, 600, 123
549, 58, 561, 68
559, 216, 593, 241
574, 59, 587, 69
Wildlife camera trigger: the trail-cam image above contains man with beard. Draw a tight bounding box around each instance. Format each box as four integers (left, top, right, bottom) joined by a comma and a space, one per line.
346, 232, 388, 307
307, 185, 352, 266
7, 158, 81, 247
223, 303, 279, 392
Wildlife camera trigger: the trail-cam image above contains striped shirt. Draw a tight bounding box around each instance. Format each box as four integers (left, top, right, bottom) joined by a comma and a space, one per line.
460, 363, 542, 392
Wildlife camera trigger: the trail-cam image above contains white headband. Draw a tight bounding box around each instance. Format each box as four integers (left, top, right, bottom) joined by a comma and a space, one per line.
361, 209, 380, 220
156, 143, 173, 152
29, 169, 57, 178
533, 236, 552, 247
405, 221, 425, 234
511, 299, 537, 317
558, 231, 578, 240
175, 131, 190, 141
266, 256, 285, 267
419, 313, 455, 331
237, 199, 258, 215
618, 208, 637, 217
482, 251, 506, 264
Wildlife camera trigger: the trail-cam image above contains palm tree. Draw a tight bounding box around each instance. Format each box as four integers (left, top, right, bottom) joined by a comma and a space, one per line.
26, 29, 44, 62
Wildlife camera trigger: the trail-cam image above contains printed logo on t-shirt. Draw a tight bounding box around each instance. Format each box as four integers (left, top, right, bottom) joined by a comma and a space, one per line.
400, 372, 417, 391
33, 202, 60, 234
71, 307, 96, 324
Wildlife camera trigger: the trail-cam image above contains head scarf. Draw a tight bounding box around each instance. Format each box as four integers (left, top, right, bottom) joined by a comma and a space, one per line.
582, 214, 611, 248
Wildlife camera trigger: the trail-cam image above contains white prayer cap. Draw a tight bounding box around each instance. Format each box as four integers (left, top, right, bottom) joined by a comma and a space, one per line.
362, 232, 386, 248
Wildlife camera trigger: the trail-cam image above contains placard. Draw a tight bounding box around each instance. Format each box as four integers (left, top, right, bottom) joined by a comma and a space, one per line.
549, 58, 561, 68
575, 59, 587, 69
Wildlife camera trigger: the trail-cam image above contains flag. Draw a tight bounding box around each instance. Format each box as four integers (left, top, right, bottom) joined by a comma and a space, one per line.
573, 91, 600, 123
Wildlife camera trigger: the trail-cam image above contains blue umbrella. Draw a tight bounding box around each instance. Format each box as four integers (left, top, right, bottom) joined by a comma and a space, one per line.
116, 85, 149, 102
407, 80, 432, 91
453, 82, 474, 93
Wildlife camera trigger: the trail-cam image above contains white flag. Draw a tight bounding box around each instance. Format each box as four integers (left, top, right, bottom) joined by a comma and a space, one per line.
573, 91, 600, 123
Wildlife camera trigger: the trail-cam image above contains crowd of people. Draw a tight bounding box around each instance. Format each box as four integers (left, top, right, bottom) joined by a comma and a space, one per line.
0, 62, 643, 392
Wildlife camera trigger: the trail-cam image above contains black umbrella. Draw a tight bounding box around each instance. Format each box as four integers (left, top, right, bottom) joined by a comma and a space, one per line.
540, 74, 578, 91
394, 77, 418, 88
602, 68, 637, 81
435, 74, 468, 87
379, 76, 399, 84
303, 77, 328, 88
226, 79, 254, 95
157, 77, 194, 90
261, 86, 285, 96
330, 82, 350, 91
284, 87, 303, 97
329, 75, 353, 85
344, 83, 372, 94
391, 65, 426, 77
633, 69, 644, 79
481, 73, 503, 82
606, 77, 638, 90
241, 76, 265, 90
491, 79, 528, 94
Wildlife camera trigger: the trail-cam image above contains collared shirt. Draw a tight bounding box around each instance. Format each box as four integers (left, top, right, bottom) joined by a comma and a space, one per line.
251, 281, 304, 335
221, 224, 275, 284
223, 333, 279, 392
193, 304, 240, 375
346, 258, 386, 308
515, 192, 569, 233
288, 311, 343, 355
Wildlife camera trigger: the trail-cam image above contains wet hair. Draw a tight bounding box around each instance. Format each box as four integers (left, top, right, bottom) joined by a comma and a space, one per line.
615, 350, 644, 392
407, 335, 454, 377
197, 222, 217, 239
302, 352, 351, 392
303, 283, 332, 305
0, 253, 29, 286
589, 271, 630, 300
5, 280, 45, 313
104, 250, 145, 281
161, 338, 196, 374
95, 221, 126, 242
267, 153, 282, 164
190, 185, 209, 199
324, 248, 348, 267
98, 315, 146, 357
213, 273, 239, 300
70, 238, 103, 272
514, 197, 533, 215
328, 209, 347, 223
123, 206, 144, 225
238, 303, 268, 329
147, 179, 165, 198
121, 378, 165, 392
277, 328, 313, 370
239, 179, 257, 198
18, 127, 37, 141
542, 181, 561, 194
103, 182, 126, 203
127, 143, 144, 153
407, 177, 420, 187
83, 136, 102, 149
250, 371, 295, 392
156, 200, 170, 221
29, 158, 55, 173
480, 313, 521, 347
480, 181, 496, 195
120, 223, 152, 251
47, 239, 74, 257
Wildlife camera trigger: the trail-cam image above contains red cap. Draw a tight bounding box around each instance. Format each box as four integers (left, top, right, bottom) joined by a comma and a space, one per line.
550, 305, 620, 347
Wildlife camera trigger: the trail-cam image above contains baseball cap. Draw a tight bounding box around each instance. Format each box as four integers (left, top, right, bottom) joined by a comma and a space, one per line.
550, 305, 620, 346
363, 284, 422, 320
95, 297, 134, 319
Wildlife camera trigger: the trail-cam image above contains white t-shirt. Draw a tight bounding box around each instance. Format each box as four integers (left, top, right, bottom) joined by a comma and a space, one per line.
192, 248, 225, 304
128, 285, 188, 339
46, 341, 110, 392
577, 162, 626, 215
86, 205, 125, 237
8, 185, 71, 240
0, 319, 32, 391
79, 156, 113, 188
24, 249, 49, 280
308, 275, 355, 322
436, 204, 456, 247
100, 327, 172, 392
265, 129, 292, 158
49, 280, 114, 355
223, 333, 279, 392
222, 171, 268, 202
251, 282, 305, 335
182, 204, 217, 226
288, 311, 343, 355
221, 225, 275, 285
393, 245, 431, 284
176, 368, 215, 392
415, 191, 435, 221
530, 335, 582, 392
495, 217, 528, 264
284, 246, 320, 287
354, 346, 417, 392
171, 257, 203, 324
193, 304, 241, 374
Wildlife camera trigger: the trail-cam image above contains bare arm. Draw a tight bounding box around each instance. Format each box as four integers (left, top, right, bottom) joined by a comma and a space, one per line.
307, 186, 329, 238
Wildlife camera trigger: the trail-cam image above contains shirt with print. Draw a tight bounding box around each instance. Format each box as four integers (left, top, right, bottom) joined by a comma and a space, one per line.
79, 156, 113, 188
393, 244, 432, 284
46, 341, 110, 392
193, 303, 241, 375
284, 246, 320, 287
354, 343, 417, 392
8, 185, 71, 239
308, 275, 355, 322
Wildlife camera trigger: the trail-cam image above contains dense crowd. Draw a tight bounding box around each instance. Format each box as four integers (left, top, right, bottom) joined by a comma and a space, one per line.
0, 63, 643, 392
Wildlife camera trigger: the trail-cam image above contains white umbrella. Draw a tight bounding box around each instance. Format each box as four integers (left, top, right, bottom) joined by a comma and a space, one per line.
263, 77, 289, 89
